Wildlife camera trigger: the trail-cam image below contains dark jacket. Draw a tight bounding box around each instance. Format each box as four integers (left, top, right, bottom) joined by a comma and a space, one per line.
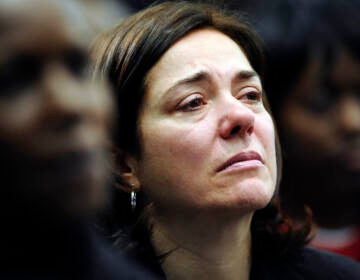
0, 221, 155, 280
251, 247, 360, 280
130, 244, 360, 279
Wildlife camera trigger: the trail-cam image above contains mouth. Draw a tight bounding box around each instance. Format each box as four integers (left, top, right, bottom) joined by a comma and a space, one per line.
217, 151, 264, 172
342, 149, 360, 171
29, 147, 108, 184
48, 148, 106, 170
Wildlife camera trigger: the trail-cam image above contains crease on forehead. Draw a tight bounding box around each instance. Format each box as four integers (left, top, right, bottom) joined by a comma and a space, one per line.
144, 31, 260, 103
162, 69, 261, 97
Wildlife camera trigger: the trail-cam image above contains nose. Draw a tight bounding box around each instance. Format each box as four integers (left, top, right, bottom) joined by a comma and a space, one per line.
338, 94, 360, 136
218, 95, 255, 139
41, 62, 110, 130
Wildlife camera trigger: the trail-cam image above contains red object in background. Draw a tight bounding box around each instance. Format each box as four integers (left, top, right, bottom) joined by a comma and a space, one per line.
310, 226, 360, 262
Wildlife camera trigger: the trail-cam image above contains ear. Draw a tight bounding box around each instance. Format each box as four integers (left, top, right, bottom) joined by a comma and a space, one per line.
112, 147, 141, 193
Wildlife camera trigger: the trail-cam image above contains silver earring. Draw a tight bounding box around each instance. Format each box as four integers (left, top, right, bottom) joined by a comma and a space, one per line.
130, 187, 137, 212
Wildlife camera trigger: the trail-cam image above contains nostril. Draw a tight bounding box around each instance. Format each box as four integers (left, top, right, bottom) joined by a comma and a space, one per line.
230, 125, 241, 135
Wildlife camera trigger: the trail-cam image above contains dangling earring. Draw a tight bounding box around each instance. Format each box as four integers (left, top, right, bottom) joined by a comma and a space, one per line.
130, 185, 137, 212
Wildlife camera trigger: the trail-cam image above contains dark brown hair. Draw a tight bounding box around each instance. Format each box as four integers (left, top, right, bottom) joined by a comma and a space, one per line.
91, 0, 310, 273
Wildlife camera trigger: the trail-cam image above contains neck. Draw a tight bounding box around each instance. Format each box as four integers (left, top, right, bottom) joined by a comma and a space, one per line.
151, 210, 253, 280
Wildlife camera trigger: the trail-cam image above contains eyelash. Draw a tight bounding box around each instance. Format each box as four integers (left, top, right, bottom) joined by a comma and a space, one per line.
241, 90, 262, 103
177, 88, 262, 112
178, 95, 206, 112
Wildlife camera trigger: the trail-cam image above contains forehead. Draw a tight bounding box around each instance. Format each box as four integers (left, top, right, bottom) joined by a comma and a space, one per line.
156, 28, 251, 69
146, 28, 255, 91
0, 1, 89, 63
331, 48, 360, 86
145, 29, 254, 96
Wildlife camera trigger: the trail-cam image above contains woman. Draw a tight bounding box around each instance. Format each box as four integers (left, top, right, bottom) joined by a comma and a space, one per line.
91, 2, 360, 279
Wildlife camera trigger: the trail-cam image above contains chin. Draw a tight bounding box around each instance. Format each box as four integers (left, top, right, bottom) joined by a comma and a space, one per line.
55, 164, 109, 215
63, 184, 107, 215
229, 181, 275, 212
30, 149, 109, 215
200, 193, 272, 217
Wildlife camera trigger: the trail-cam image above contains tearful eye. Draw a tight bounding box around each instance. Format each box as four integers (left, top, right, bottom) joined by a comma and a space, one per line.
246, 91, 261, 101
179, 96, 206, 111
239, 88, 262, 104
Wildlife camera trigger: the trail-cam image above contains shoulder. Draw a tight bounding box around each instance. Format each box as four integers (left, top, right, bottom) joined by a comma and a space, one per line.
251, 246, 360, 280
300, 247, 360, 279
89, 232, 157, 280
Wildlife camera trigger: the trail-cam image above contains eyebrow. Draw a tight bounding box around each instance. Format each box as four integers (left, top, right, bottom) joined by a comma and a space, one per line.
171, 71, 209, 88
165, 69, 260, 96
235, 70, 259, 81
161, 71, 207, 98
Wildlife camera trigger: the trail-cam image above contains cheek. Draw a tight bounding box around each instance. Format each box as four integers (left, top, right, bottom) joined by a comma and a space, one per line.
281, 104, 336, 152
0, 93, 42, 140
137, 120, 213, 204
256, 114, 277, 179
83, 80, 114, 122
140, 120, 211, 174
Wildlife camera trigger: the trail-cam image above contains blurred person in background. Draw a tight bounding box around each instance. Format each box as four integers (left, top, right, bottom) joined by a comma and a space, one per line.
233, 0, 360, 261
64, 0, 134, 31
0, 0, 154, 278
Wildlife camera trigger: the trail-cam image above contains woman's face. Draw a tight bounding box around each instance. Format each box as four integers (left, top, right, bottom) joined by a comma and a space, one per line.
131, 29, 277, 216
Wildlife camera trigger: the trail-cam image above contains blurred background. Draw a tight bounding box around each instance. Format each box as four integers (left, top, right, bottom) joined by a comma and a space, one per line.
1, 0, 359, 262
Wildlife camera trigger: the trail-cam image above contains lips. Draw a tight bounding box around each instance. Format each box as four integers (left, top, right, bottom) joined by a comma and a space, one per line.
217, 151, 264, 172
